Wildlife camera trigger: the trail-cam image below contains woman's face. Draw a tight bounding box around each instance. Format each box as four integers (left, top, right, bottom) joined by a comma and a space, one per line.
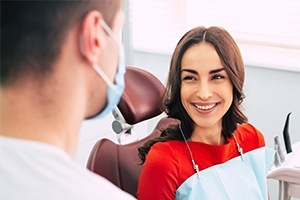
180, 42, 233, 132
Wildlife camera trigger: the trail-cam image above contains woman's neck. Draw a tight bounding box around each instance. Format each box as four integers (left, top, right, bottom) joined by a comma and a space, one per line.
190, 125, 225, 145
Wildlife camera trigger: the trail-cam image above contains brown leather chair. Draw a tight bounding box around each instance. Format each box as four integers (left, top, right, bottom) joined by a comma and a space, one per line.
86, 67, 179, 197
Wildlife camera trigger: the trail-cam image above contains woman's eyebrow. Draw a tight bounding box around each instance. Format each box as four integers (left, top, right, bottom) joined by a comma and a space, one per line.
181, 68, 225, 74
181, 69, 198, 74
210, 68, 225, 74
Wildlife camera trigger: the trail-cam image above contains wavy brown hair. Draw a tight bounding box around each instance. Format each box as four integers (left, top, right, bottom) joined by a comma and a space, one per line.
138, 26, 248, 164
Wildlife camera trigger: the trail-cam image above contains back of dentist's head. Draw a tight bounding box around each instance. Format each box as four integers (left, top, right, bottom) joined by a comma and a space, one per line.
1, 0, 121, 87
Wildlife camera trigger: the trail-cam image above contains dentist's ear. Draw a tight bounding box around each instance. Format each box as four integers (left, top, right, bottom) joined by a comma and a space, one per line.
79, 11, 103, 64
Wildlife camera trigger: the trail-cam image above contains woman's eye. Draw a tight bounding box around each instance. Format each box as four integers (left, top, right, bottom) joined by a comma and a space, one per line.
182, 76, 196, 81
212, 74, 225, 80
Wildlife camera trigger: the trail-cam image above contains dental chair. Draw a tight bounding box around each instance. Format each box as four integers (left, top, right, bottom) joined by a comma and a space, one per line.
86, 66, 179, 197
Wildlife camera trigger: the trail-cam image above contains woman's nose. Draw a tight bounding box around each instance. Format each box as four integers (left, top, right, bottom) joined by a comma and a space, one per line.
196, 82, 213, 100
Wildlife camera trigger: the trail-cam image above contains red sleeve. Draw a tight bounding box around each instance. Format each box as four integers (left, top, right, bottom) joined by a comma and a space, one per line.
254, 126, 266, 147
236, 123, 266, 153
246, 123, 265, 147
137, 142, 179, 200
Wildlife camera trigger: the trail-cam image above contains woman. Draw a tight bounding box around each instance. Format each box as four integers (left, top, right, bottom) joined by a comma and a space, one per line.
137, 26, 274, 200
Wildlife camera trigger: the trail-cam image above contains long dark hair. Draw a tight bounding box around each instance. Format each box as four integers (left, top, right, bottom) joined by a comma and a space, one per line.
138, 26, 248, 164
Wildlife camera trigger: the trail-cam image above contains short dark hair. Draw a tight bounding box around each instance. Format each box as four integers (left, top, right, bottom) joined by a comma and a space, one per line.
1, 0, 121, 86
138, 26, 248, 163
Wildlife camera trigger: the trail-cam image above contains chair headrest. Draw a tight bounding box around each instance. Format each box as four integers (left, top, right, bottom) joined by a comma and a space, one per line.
117, 67, 165, 125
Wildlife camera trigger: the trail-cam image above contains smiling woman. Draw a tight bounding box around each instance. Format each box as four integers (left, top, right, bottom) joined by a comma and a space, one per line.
137, 26, 274, 200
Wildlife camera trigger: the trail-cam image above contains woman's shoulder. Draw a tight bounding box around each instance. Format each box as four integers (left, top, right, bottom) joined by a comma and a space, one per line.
151, 140, 184, 153
236, 123, 263, 137
144, 140, 185, 171
235, 123, 265, 147
148, 140, 186, 160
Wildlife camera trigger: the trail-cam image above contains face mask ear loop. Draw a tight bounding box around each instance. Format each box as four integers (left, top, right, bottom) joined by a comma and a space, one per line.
93, 63, 116, 90
100, 20, 120, 49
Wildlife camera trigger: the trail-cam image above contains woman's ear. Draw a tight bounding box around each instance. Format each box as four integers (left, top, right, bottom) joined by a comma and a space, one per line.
79, 11, 103, 64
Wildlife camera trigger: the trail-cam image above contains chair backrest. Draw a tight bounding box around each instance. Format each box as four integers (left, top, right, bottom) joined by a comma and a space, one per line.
117, 66, 165, 124
86, 66, 179, 197
87, 117, 179, 197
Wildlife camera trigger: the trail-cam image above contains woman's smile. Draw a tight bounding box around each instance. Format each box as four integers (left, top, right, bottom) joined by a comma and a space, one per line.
193, 102, 219, 111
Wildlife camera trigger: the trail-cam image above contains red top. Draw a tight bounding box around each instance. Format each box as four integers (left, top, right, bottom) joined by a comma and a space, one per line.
137, 123, 266, 200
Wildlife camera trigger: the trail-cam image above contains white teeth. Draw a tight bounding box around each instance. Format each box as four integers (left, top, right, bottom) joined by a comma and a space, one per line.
195, 104, 216, 110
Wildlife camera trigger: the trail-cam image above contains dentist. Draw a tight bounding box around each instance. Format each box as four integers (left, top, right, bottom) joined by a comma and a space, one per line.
0, 0, 134, 199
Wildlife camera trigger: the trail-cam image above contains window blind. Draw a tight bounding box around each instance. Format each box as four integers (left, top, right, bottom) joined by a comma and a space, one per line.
131, 0, 300, 54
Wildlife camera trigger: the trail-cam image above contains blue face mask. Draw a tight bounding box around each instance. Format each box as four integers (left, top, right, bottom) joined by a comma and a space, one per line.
88, 20, 126, 119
